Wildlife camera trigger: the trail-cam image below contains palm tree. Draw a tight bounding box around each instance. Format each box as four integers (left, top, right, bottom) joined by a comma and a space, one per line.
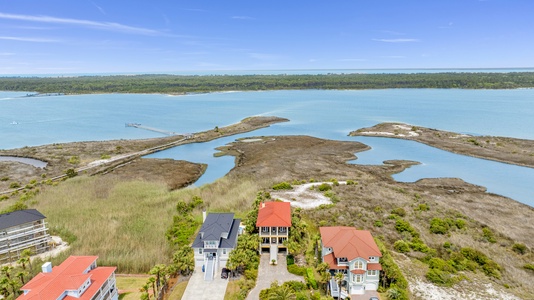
1, 266, 13, 280
268, 284, 296, 300
139, 284, 150, 299
147, 277, 157, 299
17, 256, 29, 270
149, 264, 165, 291
16, 271, 28, 285
21, 249, 34, 272
0, 277, 10, 298
334, 271, 345, 296
172, 247, 194, 276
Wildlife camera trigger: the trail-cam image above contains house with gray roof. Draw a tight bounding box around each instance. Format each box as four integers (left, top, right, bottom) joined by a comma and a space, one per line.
0, 209, 50, 264
192, 212, 240, 281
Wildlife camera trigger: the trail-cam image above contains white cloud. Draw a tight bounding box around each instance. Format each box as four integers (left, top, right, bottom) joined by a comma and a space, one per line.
248, 53, 280, 60
0, 36, 58, 43
0, 12, 169, 36
337, 58, 367, 62
91, 1, 106, 15
232, 16, 255, 20
372, 38, 419, 43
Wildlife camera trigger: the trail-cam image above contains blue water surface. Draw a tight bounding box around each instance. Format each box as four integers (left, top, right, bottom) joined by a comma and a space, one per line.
1, 89, 533, 206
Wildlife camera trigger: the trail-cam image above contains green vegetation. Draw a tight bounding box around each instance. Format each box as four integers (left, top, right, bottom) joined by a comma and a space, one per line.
2, 72, 534, 94
272, 181, 293, 190
511, 243, 528, 255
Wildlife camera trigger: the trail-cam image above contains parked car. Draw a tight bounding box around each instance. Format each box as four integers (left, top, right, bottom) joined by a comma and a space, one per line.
369, 297, 379, 300
221, 267, 229, 279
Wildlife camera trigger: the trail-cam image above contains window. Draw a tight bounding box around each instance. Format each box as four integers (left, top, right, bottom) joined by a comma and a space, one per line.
354, 260, 364, 269
223, 249, 227, 255
199, 248, 203, 254
368, 270, 377, 276
271, 227, 277, 234
353, 274, 363, 283
262, 227, 269, 233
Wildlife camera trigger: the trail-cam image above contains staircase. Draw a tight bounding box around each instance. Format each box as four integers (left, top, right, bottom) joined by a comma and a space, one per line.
204, 257, 215, 281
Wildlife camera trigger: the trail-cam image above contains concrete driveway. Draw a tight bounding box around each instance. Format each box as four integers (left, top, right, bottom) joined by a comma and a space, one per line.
181, 265, 229, 300
246, 254, 304, 300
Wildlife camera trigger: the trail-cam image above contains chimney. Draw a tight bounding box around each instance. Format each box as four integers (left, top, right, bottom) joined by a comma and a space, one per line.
202, 209, 207, 223
42, 262, 52, 273
261, 202, 265, 208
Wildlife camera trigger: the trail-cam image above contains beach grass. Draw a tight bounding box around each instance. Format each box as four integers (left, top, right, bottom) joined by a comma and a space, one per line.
25, 174, 263, 273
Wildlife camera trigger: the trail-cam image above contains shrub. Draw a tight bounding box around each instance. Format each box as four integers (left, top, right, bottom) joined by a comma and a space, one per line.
68, 156, 80, 164
287, 264, 306, 276
305, 268, 318, 289
100, 154, 111, 159
428, 258, 456, 273
460, 247, 502, 278
374, 220, 383, 227
512, 243, 528, 255
286, 255, 295, 265
426, 269, 454, 286
346, 180, 357, 185
415, 203, 429, 211
482, 227, 497, 243
391, 207, 406, 217
443, 241, 452, 249
1, 176, 9, 181
393, 240, 410, 253
272, 182, 292, 190
65, 168, 77, 178
244, 268, 258, 281
455, 219, 467, 229
430, 217, 450, 234
9, 182, 21, 189
524, 264, 534, 272
317, 183, 332, 191
395, 218, 419, 238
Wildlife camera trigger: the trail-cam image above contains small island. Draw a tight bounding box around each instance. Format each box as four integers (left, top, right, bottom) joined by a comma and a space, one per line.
350, 122, 534, 168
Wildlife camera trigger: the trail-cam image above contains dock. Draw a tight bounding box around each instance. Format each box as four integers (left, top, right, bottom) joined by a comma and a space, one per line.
125, 123, 178, 136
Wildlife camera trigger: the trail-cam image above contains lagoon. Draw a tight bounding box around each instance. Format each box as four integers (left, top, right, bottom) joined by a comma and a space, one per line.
1, 89, 533, 206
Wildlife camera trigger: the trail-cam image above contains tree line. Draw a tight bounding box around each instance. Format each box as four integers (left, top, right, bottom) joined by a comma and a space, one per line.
1, 72, 534, 94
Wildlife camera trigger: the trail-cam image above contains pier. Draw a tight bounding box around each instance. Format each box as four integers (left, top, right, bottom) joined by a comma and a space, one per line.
125, 123, 179, 136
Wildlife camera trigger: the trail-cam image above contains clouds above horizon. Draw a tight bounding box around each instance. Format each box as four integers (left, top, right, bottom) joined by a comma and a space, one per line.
372, 38, 419, 43
0, 12, 168, 36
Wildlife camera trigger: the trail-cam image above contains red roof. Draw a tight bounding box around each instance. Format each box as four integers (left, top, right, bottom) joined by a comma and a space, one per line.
323, 253, 348, 270
367, 263, 382, 270
320, 227, 382, 261
350, 269, 366, 274
256, 201, 291, 227
18, 256, 116, 300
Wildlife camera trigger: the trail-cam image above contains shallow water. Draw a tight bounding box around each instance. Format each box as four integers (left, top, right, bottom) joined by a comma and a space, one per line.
1, 89, 533, 206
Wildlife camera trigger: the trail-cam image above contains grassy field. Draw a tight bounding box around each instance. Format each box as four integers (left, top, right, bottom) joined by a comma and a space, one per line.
166, 281, 188, 300
116, 275, 150, 300
2, 174, 264, 273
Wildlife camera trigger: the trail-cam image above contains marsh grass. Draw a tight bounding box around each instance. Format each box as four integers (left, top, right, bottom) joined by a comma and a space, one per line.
0, 173, 265, 273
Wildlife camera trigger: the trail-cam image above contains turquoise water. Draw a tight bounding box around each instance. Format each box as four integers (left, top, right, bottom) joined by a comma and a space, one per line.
1, 89, 533, 206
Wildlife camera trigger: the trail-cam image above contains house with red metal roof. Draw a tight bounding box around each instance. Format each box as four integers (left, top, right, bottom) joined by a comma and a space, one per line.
320, 227, 382, 298
18, 255, 118, 300
256, 201, 291, 256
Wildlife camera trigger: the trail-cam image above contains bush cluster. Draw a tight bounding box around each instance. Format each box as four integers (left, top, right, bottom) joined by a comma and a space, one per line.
272, 182, 293, 190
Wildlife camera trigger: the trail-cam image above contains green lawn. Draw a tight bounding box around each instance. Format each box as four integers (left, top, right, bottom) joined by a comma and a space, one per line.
116, 275, 150, 300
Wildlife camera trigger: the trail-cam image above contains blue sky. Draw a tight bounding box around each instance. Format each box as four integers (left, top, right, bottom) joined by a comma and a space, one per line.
1, 0, 533, 74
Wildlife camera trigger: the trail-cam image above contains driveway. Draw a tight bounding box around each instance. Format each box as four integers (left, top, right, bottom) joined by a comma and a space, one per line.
246, 254, 304, 300
181, 265, 229, 300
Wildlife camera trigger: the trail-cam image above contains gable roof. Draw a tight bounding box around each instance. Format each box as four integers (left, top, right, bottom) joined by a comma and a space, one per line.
256, 201, 291, 227
320, 227, 381, 261
192, 213, 240, 249
19, 256, 116, 300
0, 209, 46, 230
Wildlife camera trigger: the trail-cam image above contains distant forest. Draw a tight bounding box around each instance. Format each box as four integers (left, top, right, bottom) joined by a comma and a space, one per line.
1, 72, 534, 94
